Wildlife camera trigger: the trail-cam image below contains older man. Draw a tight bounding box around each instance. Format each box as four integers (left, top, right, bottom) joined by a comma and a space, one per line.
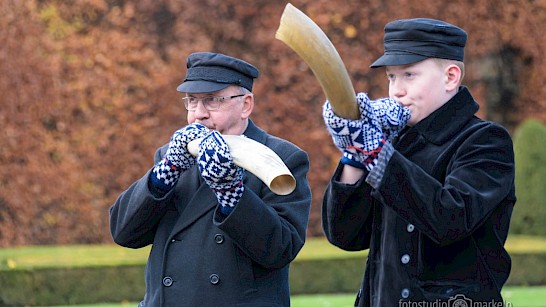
110, 52, 311, 306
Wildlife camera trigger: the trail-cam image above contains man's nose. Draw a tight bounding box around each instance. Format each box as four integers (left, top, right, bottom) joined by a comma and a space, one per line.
193, 100, 210, 118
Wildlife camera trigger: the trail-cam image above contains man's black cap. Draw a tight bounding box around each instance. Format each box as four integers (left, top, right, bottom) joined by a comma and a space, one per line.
370, 18, 467, 68
177, 52, 260, 93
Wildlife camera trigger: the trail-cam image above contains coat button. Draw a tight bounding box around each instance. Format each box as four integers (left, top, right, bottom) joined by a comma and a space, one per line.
401, 254, 410, 264
401, 288, 410, 298
407, 224, 415, 233
162, 276, 173, 287
210, 274, 220, 285
214, 234, 224, 244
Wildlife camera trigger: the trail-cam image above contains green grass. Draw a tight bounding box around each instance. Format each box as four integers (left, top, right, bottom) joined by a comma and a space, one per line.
292, 293, 355, 307
502, 286, 546, 306
293, 287, 546, 306
47, 287, 546, 307
3, 235, 544, 271
0, 236, 365, 270
0, 244, 151, 270
504, 235, 546, 254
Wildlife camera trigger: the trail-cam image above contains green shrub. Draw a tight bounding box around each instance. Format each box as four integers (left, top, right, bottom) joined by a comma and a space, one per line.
506, 253, 546, 286
0, 265, 145, 306
511, 119, 546, 236
1, 236, 545, 306
290, 255, 365, 295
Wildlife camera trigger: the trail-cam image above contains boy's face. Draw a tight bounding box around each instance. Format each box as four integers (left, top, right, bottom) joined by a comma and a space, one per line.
386, 59, 455, 126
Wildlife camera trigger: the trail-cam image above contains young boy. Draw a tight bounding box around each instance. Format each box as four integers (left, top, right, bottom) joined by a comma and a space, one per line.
322, 18, 516, 306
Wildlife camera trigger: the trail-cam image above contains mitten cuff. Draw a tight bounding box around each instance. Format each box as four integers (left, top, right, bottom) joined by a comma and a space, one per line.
150, 158, 182, 192
366, 142, 394, 189
214, 181, 244, 215
341, 138, 386, 171
341, 154, 367, 169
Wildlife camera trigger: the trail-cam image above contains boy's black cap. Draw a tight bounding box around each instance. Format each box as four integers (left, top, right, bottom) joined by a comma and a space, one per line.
370, 18, 467, 68
177, 52, 260, 93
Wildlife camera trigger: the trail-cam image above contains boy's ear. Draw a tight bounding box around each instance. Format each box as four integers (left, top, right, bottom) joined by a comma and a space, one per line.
445, 64, 462, 91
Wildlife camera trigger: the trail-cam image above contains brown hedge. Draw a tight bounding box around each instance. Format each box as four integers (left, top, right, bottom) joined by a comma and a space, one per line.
1, 0, 545, 246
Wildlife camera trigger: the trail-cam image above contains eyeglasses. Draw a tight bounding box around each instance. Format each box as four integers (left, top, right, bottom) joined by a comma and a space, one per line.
182, 94, 245, 111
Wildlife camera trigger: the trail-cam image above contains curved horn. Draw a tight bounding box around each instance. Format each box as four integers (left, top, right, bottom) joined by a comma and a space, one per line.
188, 135, 296, 195
276, 3, 360, 120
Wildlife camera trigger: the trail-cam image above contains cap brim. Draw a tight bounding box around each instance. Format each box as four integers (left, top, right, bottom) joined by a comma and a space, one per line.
370, 53, 428, 68
176, 80, 230, 93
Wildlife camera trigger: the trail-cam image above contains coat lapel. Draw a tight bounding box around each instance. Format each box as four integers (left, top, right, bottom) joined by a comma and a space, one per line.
166, 119, 267, 237
168, 167, 218, 236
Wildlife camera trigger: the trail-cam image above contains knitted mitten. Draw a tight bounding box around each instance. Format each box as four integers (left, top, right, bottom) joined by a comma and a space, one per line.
197, 131, 244, 215
362, 93, 410, 141
150, 123, 210, 192
322, 96, 386, 171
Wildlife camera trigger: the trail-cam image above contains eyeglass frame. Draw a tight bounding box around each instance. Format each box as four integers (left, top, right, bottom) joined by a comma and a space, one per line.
182, 94, 246, 111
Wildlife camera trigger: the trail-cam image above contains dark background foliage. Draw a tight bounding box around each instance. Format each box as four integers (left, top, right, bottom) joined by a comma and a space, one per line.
1, 0, 545, 246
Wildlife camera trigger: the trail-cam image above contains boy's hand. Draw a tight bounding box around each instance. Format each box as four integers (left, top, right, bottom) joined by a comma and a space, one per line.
323, 96, 386, 171
364, 93, 410, 141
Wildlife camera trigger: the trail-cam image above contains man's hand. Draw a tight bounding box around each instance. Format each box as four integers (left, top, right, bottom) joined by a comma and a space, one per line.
198, 131, 244, 215
150, 123, 210, 192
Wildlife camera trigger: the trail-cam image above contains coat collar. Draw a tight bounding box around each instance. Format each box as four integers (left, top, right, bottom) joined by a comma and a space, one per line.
242, 119, 268, 143
410, 86, 479, 145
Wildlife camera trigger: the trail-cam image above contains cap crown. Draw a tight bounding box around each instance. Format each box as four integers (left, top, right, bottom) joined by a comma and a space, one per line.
177, 52, 259, 93
371, 18, 467, 68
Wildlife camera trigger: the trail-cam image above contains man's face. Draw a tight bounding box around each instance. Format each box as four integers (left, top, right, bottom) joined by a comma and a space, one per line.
386, 59, 454, 126
185, 85, 252, 135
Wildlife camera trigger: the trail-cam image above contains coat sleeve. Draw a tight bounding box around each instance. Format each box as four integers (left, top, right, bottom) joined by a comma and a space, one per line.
109, 145, 175, 248
322, 163, 375, 251
212, 142, 312, 269
374, 122, 516, 246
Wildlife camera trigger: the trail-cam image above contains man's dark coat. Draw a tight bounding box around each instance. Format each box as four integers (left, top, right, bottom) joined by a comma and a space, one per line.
111, 120, 311, 306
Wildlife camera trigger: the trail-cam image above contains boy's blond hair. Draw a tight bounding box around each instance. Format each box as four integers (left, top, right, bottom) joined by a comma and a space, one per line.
432, 58, 465, 86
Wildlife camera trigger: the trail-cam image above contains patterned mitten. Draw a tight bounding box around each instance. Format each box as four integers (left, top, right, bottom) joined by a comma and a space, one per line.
198, 131, 244, 215
360, 93, 410, 141
150, 123, 210, 192
323, 96, 386, 171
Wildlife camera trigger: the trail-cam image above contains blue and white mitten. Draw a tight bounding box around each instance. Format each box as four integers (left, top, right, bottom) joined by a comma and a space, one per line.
323, 96, 386, 171
150, 123, 210, 192
362, 93, 410, 141
198, 131, 244, 215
